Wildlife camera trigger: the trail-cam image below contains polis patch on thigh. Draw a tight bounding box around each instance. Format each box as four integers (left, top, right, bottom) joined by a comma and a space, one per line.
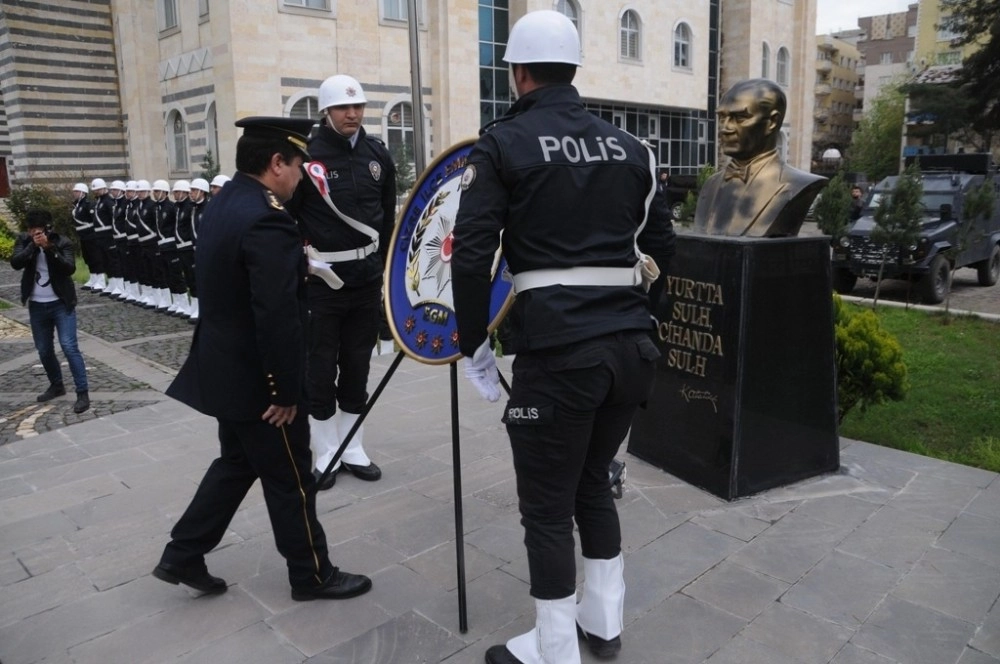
501, 403, 554, 426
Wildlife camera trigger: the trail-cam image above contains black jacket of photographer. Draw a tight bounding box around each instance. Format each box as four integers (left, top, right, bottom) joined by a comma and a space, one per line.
10, 231, 78, 308
286, 122, 396, 288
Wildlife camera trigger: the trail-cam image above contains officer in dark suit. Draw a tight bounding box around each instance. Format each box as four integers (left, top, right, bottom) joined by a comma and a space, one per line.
153, 117, 372, 602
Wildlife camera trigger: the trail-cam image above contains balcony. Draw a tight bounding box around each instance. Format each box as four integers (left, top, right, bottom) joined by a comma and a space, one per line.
814, 108, 830, 123
818, 35, 837, 52
815, 83, 832, 96
855, 86, 865, 100
816, 60, 833, 73
853, 108, 864, 123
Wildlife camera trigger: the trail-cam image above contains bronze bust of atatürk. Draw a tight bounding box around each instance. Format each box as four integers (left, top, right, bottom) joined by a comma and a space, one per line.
693, 79, 826, 238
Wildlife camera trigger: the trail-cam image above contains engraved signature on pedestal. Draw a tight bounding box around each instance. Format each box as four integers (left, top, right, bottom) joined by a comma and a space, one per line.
679, 384, 718, 413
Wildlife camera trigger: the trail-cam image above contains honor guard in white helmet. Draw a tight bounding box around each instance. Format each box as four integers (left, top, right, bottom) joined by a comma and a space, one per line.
452, 10, 675, 664
88, 178, 114, 292
285, 74, 397, 489
172, 180, 198, 321
71, 182, 100, 290
209, 174, 230, 196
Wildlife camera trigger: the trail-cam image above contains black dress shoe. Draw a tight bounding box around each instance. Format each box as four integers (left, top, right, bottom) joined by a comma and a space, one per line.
291, 569, 372, 601
73, 391, 90, 414
484, 645, 522, 664
577, 623, 622, 659
341, 461, 382, 481
37, 383, 66, 402
152, 563, 227, 594
313, 467, 337, 491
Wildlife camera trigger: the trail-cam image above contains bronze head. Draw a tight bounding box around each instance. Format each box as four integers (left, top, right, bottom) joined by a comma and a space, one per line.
716, 79, 786, 162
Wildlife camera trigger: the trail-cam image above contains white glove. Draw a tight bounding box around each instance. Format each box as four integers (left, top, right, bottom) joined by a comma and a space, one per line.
464, 340, 501, 402
305, 246, 344, 290
638, 253, 660, 293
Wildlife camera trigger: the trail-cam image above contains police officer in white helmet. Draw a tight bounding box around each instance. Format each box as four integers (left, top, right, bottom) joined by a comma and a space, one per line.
209, 174, 230, 197
452, 10, 674, 664
286, 74, 396, 489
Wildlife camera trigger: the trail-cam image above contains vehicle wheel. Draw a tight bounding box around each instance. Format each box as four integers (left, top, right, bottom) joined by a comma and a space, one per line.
832, 268, 857, 294
670, 201, 684, 221
921, 254, 951, 304
976, 244, 1000, 286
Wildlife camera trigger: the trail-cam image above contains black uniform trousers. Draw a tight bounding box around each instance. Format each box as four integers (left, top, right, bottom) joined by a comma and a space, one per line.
91, 231, 114, 275
139, 244, 161, 288
307, 279, 381, 419
159, 413, 335, 589
79, 236, 101, 275
503, 331, 659, 600
160, 249, 189, 295
178, 247, 196, 297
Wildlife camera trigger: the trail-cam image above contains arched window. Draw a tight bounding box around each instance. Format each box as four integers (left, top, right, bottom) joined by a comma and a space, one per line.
205, 102, 219, 165
385, 100, 415, 170
673, 22, 691, 69
777, 47, 790, 86
290, 95, 321, 120
619, 10, 640, 60
555, 0, 579, 29
167, 110, 188, 173
761, 42, 770, 79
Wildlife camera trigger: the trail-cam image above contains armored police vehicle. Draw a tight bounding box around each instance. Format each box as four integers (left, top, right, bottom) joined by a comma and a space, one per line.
831, 153, 1000, 303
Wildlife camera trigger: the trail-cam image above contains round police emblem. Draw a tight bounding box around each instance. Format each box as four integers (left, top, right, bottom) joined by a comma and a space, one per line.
460, 164, 476, 191
369, 161, 382, 182
384, 139, 513, 365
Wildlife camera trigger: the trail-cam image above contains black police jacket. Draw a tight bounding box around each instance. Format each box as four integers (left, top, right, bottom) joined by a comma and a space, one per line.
112, 195, 129, 240
72, 197, 94, 240
287, 123, 397, 288
453, 84, 670, 355
174, 198, 195, 248
133, 198, 158, 245
167, 172, 308, 421
92, 193, 114, 235
155, 198, 177, 249
10, 231, 78, 308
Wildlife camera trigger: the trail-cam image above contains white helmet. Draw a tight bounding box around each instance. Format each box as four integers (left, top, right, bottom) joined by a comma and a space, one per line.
172, 179, 191, 193
125, 180, 138, 191
210, 174, 231, 188
137, 179, 151, 191
73, 182, 89, 194
111, 180, 126, 191
318, 74, 367, 111
503, 10, 581, 66
91, 177, 108, 190
191, 178, 210, 193
152, 179, 170, 192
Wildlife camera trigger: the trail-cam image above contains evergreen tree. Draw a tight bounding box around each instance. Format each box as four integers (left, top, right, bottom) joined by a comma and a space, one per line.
814, 170, 852, 239
871, 162, 923, 306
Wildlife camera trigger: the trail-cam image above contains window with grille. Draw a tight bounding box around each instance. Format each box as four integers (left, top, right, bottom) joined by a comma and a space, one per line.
620, 10, 640, 61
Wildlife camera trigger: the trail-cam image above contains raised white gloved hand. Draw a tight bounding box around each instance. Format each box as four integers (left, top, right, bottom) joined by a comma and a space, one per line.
305, 245, 344, 290
638, 253, 660, 293
464, 339, 501, 402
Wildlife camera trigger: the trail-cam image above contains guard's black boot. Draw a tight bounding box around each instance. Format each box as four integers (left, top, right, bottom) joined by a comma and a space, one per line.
37, 383, 66, 402
73, 391, 90, 414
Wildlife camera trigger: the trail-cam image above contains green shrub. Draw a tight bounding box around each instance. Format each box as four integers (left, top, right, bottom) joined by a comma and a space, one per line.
0, 232, 14, 261
834, 294, 909, 422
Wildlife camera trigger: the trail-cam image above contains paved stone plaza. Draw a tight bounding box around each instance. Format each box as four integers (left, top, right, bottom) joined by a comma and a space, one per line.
0, 260, 998, 664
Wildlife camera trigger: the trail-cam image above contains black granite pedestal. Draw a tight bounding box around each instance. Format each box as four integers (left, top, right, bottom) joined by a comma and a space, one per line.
628, 235, 839, 500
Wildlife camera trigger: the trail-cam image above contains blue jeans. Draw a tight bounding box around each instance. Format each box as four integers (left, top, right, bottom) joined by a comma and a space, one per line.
28, 300, 89, 393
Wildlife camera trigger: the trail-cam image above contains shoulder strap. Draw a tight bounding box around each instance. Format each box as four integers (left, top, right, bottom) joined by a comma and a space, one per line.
303, 161, 380, 244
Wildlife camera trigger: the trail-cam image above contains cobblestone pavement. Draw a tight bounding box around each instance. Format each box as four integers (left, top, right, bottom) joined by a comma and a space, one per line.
1, 263, 184, 446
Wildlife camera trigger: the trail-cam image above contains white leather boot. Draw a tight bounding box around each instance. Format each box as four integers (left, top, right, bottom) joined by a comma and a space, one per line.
110, 277, 125, 298
188, 296, 199, 321
336, 411, 381, 480
576, 554, 625, 658
309, 415, 340, 490
141, 285, 156, 307
84, 273, 97, 290
94, 273, 108, 292
488, 595, 581, 664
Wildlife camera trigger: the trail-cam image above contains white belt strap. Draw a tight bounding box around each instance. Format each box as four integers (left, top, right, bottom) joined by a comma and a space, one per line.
312, 243, 377, 263
512, 266, 641, 292
304, 161, 381, 249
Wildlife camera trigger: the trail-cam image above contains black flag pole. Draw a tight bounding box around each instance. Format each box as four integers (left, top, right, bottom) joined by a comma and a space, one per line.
450, 362, 469, 632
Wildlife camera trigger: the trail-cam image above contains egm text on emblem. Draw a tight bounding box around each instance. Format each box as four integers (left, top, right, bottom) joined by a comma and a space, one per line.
369, 161, 382, 182
460, 164, 476, 191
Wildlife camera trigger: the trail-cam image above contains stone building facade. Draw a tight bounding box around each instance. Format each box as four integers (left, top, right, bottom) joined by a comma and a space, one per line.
1, 0, 819, 190
812, 34, 861, 162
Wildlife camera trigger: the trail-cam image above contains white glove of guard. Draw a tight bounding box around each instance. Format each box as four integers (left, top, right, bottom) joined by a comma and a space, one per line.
638, 253, 660, 293
305, 245, 344, 290
464, 339, 501, 402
